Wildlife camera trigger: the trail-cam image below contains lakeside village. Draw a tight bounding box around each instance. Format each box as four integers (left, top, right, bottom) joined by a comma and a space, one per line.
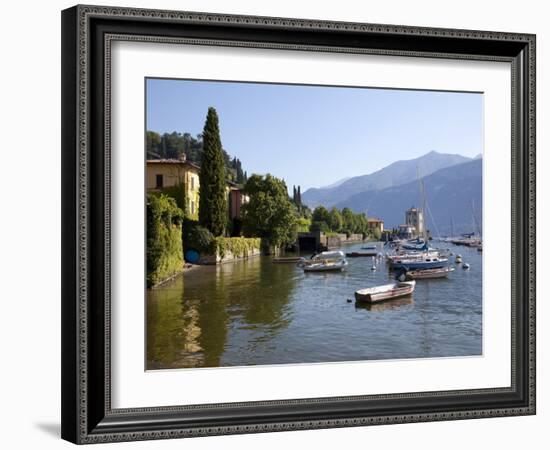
147, 107, 482, 305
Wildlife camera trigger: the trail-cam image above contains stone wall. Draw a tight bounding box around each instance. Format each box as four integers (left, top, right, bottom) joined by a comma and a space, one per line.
199, 247, 261, 265
326, 233, 364, 249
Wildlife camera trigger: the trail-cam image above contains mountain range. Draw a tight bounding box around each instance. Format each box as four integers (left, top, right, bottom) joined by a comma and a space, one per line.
302, 151, 472, 209
301, 151, 482, 235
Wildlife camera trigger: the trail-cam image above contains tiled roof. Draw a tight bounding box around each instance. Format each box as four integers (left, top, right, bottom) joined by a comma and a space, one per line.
147, 159, 200, 171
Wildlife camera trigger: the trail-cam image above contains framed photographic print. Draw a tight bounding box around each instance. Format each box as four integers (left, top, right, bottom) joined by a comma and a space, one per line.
61, 4, 536, 444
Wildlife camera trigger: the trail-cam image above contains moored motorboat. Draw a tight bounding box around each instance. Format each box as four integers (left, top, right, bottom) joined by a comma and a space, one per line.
303, 259, 348, 272
391, 256, 448, 271
302, 250, 348, 272
386, 249, 440, 264
355, 280, 415, 304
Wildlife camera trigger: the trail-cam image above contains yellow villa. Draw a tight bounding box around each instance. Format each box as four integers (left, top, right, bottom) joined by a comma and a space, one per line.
146, 158, 200, 219
146, 156, 248, 222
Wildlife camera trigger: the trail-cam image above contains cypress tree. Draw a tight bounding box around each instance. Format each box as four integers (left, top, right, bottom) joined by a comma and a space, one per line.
199, 107, 227, 236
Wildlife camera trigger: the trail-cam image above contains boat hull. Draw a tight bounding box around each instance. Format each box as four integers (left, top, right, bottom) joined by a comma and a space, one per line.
303, 261, 348, 272
405, 267, 454, 280
346, 251, 378, 257
355, 281, 416, 304
392, 259, 448, 271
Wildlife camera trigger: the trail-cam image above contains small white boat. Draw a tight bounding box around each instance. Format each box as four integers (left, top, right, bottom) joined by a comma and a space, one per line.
303, 259, 348, 272
386, 250, 440, 264
403, 266, 455, 280
303, 251, 348, 273
355, 281, 416, 304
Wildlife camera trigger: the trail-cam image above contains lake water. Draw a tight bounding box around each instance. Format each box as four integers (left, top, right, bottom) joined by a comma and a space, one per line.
147, 242, 482, 369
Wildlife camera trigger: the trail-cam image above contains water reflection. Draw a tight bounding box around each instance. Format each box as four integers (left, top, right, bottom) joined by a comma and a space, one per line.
147, 277, 205, 369
147, 256, 295, 369
147, 242, 482, 369
354, 296, 414, 312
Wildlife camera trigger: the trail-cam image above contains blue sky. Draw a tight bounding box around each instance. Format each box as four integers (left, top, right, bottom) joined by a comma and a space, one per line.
146, 78, 483, 192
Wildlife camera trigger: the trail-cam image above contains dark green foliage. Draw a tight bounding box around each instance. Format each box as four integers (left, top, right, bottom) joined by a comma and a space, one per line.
146, 129, 240, 180
312, 206, 330, 224
146, 194, 184, 287
310, 221, 330, 233
241, 174, 297, 249
230, 157, 246, 184
328, 207, 343, 232
305, 205, 369, 237
341, 207, 356, 232
293, 185, 302, 207
198, 107, 228, 237
182, 218, 214, 253
146, 131, 162, 158
160, 181, 187, 217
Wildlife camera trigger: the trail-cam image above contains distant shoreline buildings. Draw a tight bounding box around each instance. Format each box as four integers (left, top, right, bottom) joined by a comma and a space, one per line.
397, 207, 425, 239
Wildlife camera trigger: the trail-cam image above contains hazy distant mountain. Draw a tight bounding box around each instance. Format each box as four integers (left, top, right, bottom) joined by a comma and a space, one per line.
323, 176, 352, 189
302, 151, 472, 208
335, 158, 482, 236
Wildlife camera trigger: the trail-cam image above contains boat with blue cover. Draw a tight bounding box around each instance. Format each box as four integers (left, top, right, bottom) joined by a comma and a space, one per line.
392, 255, 448, 271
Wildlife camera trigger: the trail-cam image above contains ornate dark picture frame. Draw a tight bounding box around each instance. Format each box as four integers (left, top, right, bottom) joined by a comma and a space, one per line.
61, 4, 536, 444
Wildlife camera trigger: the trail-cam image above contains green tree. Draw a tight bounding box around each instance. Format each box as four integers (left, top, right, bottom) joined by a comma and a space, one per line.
341, 207, 355, 233
312, 206, 330, 224
146, 131, 162, 158
328, 207, 343, 232
241, 174, 297, 249
199, 107, 228, 236
310, 220, 330, 233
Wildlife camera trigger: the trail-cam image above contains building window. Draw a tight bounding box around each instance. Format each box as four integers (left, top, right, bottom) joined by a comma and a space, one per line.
191, 201, 195, 215
191, 176, 195, 191
156, 174, 163, 188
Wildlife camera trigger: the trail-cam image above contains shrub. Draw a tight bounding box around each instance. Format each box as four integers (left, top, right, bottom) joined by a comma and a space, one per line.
183, 218, 214, 253
213, 237, 261, 259
296, 217, 311, 233
146, 194, 184, 287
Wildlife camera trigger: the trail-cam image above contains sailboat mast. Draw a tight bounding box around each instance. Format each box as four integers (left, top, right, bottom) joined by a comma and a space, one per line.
416, 166, 427, 240
471, 199, 481, 237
